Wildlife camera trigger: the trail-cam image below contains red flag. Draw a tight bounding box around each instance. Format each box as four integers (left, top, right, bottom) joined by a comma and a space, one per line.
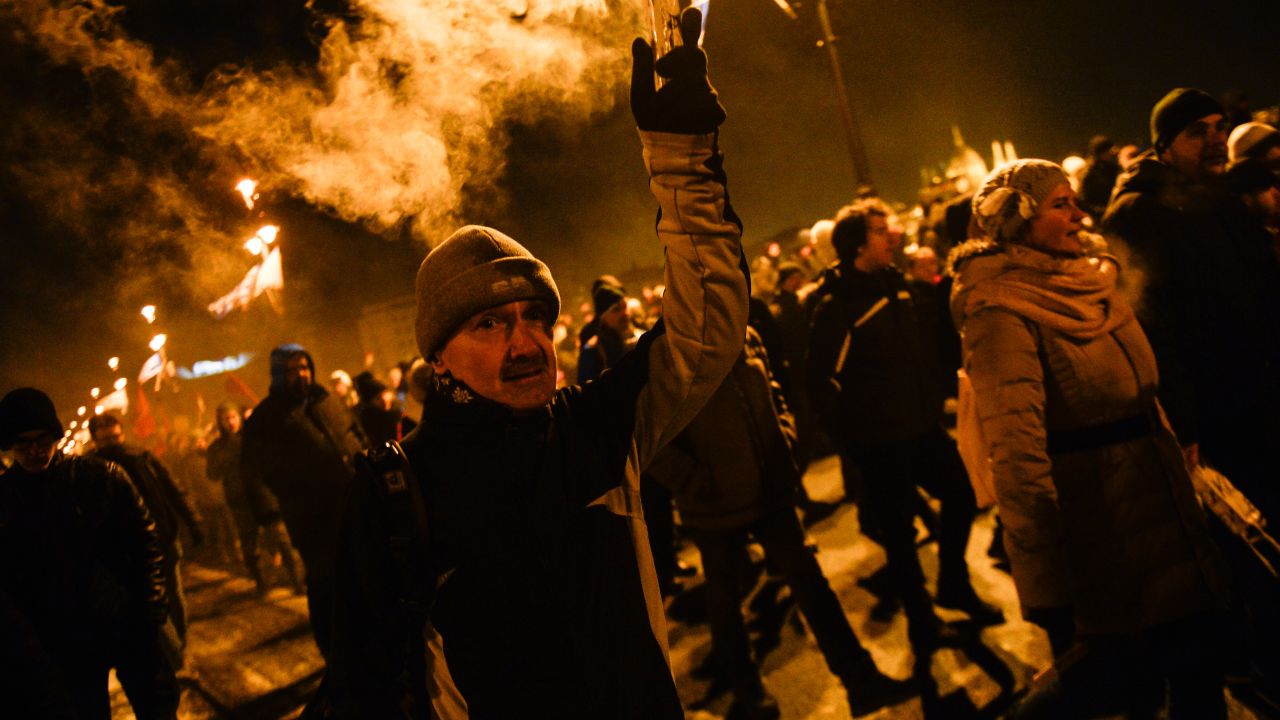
225, 373, 260, 406
133, 385, 156, 440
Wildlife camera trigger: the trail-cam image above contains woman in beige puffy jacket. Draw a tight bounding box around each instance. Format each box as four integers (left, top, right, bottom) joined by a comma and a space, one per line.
949, 159, 1232, 718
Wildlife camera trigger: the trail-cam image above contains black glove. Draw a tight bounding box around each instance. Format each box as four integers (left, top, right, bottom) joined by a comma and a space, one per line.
630, 7, 725, 135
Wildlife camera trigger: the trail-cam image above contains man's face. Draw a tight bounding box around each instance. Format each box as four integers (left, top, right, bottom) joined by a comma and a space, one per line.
780, 273, 805, 293
11, 430, 58, 473
1243, 185, 1280, 225
218, 409, 242, 435
855, 215, 897, 272
284, 355, 313, 400
331, 379, 351, 398
599, 299, 632, 335
1162, 113, 1229, 180
91, 422, 125, 450
430, 299, 558, 411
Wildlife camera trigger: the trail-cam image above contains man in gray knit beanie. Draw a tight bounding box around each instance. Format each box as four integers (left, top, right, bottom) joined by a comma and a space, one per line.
414, 224, 562, 410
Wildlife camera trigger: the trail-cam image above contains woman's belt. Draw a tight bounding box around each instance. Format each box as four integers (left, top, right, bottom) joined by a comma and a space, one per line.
1046, 413, 1152, 454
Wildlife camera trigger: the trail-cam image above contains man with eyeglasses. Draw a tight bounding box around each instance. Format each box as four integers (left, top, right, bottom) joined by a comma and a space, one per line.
0, 387, 176, 719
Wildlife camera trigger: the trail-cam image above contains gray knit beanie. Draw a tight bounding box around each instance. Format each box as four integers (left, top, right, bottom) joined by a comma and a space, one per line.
971, 160, 1070, 245
415, 225, 561, 358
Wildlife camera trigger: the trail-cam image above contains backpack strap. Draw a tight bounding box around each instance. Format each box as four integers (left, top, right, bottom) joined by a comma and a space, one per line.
354, 441, 439, 618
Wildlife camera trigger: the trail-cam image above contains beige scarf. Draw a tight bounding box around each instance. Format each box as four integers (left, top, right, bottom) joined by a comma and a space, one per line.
952, 243, 1133, 340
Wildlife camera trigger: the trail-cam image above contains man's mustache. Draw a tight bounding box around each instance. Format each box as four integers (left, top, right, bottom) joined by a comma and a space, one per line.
500, 353, 547, 380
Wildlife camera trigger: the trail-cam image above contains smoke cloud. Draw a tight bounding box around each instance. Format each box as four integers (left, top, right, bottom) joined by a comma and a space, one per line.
11, 0, 642, 246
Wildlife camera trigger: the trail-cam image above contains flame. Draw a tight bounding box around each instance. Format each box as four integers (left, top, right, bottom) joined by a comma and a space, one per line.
141, 305, 157, 324
256, 224, 279, 244
77, 406, 87, 416
114, 378, 128, 391
70, 421, 78, 429
236, 178, 259, 210
94, 405, 104, 415
90, 387, 100, 398
244, 236, 264, 255
108, 356, 120, 370
149, 333, 167, 351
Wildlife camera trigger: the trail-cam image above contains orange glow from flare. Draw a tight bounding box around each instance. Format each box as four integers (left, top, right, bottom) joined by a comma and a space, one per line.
236, 179, 259, 210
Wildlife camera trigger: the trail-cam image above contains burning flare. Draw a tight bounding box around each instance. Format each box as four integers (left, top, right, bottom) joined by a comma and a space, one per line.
108, 356, 120, 370
114, 378, 128, 391
236, 179, 259, 210
140, 305, 157, 324
149, 333, 167, 352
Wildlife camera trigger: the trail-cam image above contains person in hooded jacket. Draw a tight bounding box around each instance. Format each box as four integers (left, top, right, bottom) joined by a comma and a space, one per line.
330, 12, 748, 718
241, 344, 367, 659
1, 388, 175, 719
952, 159, 1233, 717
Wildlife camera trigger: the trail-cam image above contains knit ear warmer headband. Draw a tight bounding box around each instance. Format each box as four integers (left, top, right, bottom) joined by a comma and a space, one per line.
971, 159, 1070, 244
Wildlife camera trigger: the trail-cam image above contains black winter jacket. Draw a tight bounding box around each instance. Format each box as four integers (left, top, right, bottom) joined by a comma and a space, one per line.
807, 264, 947, 449
241, 383, 366, 563
94, 444, 199, 550
1103, 152, 1280, 444
0, 455, 167, 713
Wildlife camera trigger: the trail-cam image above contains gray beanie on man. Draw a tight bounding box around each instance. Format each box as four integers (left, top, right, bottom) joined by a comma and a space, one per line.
414, 225, 561, 358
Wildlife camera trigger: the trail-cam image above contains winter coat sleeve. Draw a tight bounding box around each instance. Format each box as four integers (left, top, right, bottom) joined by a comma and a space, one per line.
98, 460, 168, 624
147, 453, 201, 539
330, 474, 432, 720
962, 308, 1072, 610
629, 130, 749, 471
1103, 197, 1198, 444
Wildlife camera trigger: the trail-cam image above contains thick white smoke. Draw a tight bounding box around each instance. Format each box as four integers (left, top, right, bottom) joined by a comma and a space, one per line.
11, 0, 644, 246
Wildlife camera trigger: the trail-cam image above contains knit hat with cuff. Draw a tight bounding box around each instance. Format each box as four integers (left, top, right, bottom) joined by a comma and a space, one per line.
415, 225, 561, 358
1150, 88, 1224, 152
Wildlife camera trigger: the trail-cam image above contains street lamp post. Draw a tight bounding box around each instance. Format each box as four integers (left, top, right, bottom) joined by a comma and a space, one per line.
814, 0, 874, 194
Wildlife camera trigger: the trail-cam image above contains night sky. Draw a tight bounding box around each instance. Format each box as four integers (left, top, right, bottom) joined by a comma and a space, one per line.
3, 0, 1277, 416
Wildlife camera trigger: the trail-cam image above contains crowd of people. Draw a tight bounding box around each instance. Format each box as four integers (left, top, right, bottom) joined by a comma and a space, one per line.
3, 10, 1279, 720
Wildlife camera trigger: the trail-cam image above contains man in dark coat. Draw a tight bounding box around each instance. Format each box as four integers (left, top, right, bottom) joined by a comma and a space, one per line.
241, 344, 367, 659
330, 13, 748, 718
1103, 88, 1280, 524
807, 200, 999, 662
1, 388, 175, 719
89, 412, 202, 643
1079, 134, 1122, 220
206, 402, 301, 595
649, 328, 915, 719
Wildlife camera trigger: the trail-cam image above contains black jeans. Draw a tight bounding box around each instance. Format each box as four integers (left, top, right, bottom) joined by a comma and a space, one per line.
850, 426, 977, 626
688, 506, 873, 699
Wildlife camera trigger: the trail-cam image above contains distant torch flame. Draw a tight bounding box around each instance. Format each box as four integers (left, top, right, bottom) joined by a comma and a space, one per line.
94, 405, 104, 415
108, 356, 120, 370
90, 387, 100, 398
236, 179, 259, 210
77, 406, 86, 417
257, 225, 279, 244
114, 378, 127, 391
149, 334, 167, 352
141, 305, 157, 324
244, 236, 264, 256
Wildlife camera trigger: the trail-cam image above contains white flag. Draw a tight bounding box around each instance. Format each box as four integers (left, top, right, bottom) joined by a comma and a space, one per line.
138, 352, 165, 382
208, 247, 284, 319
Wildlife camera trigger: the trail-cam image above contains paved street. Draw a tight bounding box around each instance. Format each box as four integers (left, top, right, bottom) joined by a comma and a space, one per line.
109, 455, 1262, 719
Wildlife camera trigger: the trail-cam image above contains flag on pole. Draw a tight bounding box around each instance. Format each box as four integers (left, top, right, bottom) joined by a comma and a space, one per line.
133, 386, 155, 440
208, 246, 284, 319
139, 351, 166, 383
